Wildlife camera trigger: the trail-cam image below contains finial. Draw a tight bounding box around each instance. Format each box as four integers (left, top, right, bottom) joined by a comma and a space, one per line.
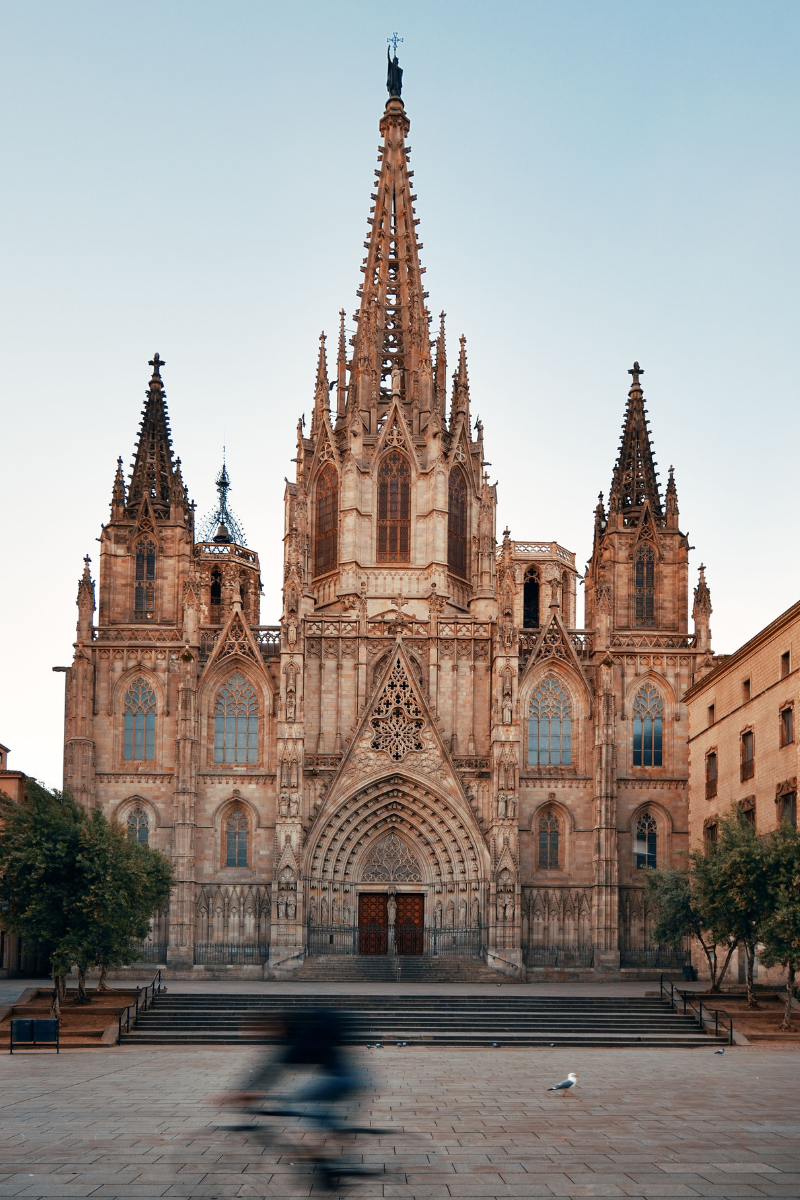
82, 555, 92, 578
386, 38, 403, 98
628, 361, 644, 387
148, 352, 165, 379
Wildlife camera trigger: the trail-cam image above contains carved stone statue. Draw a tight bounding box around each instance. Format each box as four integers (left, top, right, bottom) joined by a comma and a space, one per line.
497, 793, 507, 819
387, 48, 403, 98
279, 793, 289, 818
387, 895, 397, 925
289, 795, 299, 818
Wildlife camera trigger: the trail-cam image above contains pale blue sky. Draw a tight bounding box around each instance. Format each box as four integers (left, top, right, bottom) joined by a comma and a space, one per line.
1, 1, 798, 786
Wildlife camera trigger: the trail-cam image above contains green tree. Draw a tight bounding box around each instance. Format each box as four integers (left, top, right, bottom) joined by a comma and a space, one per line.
0, 781, 174, 1010
69, 809, 173, 999
759, 820, 800, 1031
709, 806, 773, 1008
645, 866, 738, 992
0, 781, 85, 1013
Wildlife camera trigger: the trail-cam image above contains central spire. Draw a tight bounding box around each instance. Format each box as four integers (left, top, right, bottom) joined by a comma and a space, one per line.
608, 362, 663, 524
348, 54, 433, 428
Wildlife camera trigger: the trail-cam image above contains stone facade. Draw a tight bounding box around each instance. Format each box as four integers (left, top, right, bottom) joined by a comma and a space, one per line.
60, 72, 712, 976
685, 599, 799, 985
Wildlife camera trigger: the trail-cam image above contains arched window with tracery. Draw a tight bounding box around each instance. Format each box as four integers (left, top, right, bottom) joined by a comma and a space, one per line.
377, 450, 410, 562
123, 678, 156, 761
314, 463, 339, 576
538, 810, 560, 869
214, 674, 259, 764
634, 543, 655, 627
134, 539, 156, 619
225, 808, 248, 867
635, 812, 657, 869
447, 467, 468, 579
632, 683, 664, 766
127, 806, 149, 845
528, 675, 572, 766
523, 568, 540, 628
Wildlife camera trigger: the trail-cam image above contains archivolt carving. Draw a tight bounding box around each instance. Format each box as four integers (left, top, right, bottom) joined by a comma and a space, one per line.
306, 776, 487, 888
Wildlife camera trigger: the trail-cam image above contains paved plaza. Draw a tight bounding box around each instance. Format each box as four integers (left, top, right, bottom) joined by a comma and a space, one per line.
0, 1037, 797, 1200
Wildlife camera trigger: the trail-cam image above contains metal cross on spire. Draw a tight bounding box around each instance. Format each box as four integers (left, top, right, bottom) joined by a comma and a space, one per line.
387, 32, 403, 54
628, 361, 644, 386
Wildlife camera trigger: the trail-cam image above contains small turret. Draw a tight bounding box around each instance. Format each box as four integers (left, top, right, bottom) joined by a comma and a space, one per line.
76, 555, 95, 642
336, 309, 347, 421
665, 465, 679, 528
110, 457, 126, 520
692, 563, 712, 653
311, 332, 330, 437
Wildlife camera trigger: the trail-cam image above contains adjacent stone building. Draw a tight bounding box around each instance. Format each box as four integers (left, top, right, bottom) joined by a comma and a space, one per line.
60, 57, 712, 976
684, 599, 799, 983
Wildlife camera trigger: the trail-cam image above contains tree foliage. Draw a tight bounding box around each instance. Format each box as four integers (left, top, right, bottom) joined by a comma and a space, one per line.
759, 821, 800, 1030
0, 781, 174, 1007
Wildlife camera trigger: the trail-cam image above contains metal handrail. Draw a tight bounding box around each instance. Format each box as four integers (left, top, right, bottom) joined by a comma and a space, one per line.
117, 969, 163, 1042
660, 974, 734, 1046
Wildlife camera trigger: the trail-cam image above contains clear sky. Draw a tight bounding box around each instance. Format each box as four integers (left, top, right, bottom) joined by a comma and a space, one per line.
2, 0, 798, 787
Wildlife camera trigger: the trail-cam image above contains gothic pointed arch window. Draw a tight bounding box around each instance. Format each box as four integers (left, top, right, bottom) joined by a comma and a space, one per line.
314, 463, 339, 577
210, 568, 222, 623
528, 675, 572, 766
634, 543, 655, 626
538, 810, 560, 870
127, 806, 149, 845
214, 674, 259, 764
447, 466, 468, 579
632, 682, 664, 766
377, 450, 411, 562
123, 678, 156, 761
635, 812, 657, 869
225, 808, 249, 868
523, 567, 540, 628
134, 539, 156, 619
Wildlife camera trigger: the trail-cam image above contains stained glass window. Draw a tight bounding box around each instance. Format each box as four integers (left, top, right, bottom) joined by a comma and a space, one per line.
127, 806, 149, 844
447, 467, 468, 579
134, 540, 156, 618
214, 674, 258, 764
538, 811, 560, 869
315, 463, 339, 576
225, 809, 248, 867
632, 683, 663, 766
634, 544, 655, 627
377, 451, 410, 562
635, 813, 657, 869
528, 675, 572, 766
123, 678, 156, 761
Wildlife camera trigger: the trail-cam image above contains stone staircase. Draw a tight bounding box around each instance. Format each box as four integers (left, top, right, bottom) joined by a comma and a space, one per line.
119, 992, 724, 1048
289, 955, 501, 983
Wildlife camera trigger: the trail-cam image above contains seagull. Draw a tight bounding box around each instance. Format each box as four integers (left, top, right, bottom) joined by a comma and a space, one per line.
548, 1072, 578, 1097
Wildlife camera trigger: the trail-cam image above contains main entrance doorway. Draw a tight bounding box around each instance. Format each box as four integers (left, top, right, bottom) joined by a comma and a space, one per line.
357, 892, 425, 955
395, 893, 424, 955
357, 893, 388, 955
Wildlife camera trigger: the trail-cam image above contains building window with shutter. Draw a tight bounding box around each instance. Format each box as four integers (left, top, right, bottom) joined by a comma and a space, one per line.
780, 706, 794, 747
705, 752, 717, 799
740, 730, 755, 781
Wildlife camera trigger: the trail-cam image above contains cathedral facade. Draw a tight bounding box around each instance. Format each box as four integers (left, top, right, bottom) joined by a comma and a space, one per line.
61, 62, 714, 976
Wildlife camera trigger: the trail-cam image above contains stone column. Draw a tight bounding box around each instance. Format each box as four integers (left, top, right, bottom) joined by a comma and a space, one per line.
592, 653, 620, 969
168, 645, 198, 969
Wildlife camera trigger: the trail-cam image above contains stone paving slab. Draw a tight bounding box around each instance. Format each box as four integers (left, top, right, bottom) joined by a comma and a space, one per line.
0, 1045, 797, 1198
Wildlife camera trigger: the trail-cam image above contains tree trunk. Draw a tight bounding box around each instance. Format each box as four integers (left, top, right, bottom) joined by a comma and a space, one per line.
744, 941, 759, 1009
781, 964, 796, 1032
50, 972, 61, 1021
72, 966, 91, 1005
96, 962, 111, 993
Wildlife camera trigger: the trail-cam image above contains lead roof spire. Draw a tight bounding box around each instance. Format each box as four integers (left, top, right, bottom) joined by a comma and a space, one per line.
608, 361, 663, 525
127, 353, 177, 517
198, 455, 246, 546
348, 50, 433, 424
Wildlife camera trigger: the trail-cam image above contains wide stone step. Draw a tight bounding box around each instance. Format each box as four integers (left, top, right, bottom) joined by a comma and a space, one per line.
118, 991, 725, 1048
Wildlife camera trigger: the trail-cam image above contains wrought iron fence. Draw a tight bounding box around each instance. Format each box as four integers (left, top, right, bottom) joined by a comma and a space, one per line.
129, 941, 168, 964
307, 925, 483, 958
619, 945, 688, 969
525, 945, 595, 968
193, 943, 269, 965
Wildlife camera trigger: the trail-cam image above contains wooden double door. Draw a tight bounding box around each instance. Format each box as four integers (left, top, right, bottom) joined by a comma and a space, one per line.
358, 892, 424, 956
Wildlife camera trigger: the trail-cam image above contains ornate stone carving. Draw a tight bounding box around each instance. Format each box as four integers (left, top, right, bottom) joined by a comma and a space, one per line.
370, 656, 425, 762
361, 832, 422, 882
